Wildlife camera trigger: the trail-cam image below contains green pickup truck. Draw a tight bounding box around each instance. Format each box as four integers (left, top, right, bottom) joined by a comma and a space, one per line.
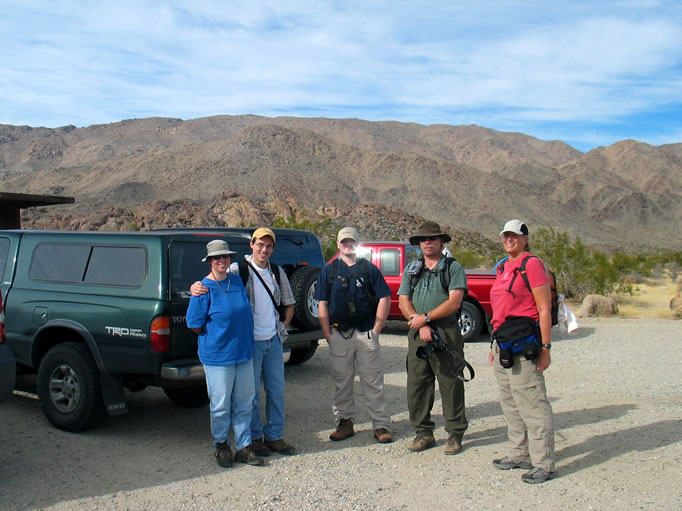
0, 228, 324, 432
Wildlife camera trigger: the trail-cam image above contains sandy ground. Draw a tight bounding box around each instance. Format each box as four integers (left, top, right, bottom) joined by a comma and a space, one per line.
1, 318, 681, 511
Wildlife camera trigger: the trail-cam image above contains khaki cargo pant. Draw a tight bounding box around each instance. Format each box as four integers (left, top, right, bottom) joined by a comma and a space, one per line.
493, 343, 555, 472
328, 328, 391, 431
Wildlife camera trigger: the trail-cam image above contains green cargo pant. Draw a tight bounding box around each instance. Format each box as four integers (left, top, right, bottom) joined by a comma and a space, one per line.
406, 320, 468, 439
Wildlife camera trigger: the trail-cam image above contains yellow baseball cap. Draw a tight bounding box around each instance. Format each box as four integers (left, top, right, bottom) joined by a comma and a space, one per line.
251, 227, 276, 244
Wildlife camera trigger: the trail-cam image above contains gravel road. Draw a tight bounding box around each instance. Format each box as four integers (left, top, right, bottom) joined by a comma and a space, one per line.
1, 318, 681, 511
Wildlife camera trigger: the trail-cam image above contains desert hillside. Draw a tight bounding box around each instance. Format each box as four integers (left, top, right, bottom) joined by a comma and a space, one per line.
0, 116, 680, 249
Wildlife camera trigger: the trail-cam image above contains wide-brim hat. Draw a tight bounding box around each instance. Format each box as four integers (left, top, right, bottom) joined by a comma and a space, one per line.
409, 221, 451, 245
201, 239, 237, 262
499, 219, 528, 236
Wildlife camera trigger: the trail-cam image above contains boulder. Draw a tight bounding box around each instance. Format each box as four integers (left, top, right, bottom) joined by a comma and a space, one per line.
580, 294, 618, 317
669, 292, 682, 319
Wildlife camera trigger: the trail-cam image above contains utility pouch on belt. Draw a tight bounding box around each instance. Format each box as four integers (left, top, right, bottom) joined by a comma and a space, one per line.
493, 316, 539, 369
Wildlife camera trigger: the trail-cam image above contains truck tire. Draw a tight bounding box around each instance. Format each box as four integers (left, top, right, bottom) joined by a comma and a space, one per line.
459, 301, 483, 343
163, 386, 209, 408
290, 266, 321, 330
286, 340, 318, 366
37, 342, 106, 432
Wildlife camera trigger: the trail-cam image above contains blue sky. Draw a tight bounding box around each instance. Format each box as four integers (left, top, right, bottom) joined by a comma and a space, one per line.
2, 1, 682, 152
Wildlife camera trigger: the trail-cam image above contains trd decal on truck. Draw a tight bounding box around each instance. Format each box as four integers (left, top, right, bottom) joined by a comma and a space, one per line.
105, 326, 147, 338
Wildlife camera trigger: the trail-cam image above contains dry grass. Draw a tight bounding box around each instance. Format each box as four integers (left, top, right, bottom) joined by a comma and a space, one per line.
616, 273, 680, 319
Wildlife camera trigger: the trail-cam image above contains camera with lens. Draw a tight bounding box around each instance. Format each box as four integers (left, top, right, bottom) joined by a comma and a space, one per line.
416, 330, 446, 360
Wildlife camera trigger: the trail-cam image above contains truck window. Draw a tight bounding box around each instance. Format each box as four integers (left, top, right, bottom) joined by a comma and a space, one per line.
170, 240, 249, 299
84, 246, 146, 286
0, 237, 9, 281
380, 249, 400, 276
269, 233, 324, 275
30, 243, 147, 287
30, 244, 90, 282
406, 246, 422, 266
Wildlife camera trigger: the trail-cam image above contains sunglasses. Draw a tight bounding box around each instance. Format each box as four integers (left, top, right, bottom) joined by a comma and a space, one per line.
419, 236, 441, 242
210, 255, 231, 260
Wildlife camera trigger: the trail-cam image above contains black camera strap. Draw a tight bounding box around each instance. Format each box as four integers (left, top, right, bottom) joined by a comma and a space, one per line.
442, 344, 476, 382
431, 325, 475, 382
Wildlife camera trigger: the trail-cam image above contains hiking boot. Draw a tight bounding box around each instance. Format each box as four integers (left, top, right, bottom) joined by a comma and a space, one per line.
234, 446, 265, 466
408, 434, 436, 452
493, 457, 532, 470
215, 441, 232, 468
374, 428, 393, 444
444, 434, 462, 455
521, 467, 554, 484
251, 437, 272, 457
265, 438, 296, 455
330, 418, 354, 441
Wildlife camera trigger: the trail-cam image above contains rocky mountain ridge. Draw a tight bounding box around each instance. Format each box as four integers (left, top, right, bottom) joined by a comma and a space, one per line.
1, 115, 680, 250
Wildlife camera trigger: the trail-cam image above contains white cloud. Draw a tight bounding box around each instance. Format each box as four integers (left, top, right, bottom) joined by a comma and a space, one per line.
1, 1, 681, 149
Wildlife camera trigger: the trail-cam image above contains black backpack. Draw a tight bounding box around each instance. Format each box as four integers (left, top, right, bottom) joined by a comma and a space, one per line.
497, 255, 559, 326
407, 256, 457, 301
326, 258, 379, 313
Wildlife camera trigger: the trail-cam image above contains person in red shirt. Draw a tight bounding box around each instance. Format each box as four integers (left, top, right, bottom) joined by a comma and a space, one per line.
488, 219, 555, 484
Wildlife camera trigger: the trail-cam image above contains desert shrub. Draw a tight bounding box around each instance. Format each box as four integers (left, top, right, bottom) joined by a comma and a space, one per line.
531, 227, 642, 299
273, 215, 340, 261
451, 247, 485, 269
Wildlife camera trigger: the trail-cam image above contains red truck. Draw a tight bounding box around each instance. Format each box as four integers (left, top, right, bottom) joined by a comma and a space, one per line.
329, 242, 495, 342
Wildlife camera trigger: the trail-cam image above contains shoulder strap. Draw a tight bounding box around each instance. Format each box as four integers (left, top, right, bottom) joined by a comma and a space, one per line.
356, 259, 379, 307
326, 258, 340, 302
506, 254, 535, 297
246, 260, 280, 309
271, 263, 282, 287
409, 259, 425, 301
518, 255, 536, 293
440, 256, 455, 292
237, 260, 250, 286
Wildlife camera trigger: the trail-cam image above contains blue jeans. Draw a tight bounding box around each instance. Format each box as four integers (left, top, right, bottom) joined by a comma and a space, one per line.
204, 360, 255, 450
251, 334, 286, 441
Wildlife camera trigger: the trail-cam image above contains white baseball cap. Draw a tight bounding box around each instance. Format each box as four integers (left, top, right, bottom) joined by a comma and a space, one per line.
499, 219, 528, 236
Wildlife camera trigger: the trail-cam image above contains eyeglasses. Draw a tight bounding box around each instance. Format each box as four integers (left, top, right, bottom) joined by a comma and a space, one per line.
254, 242, 274, 251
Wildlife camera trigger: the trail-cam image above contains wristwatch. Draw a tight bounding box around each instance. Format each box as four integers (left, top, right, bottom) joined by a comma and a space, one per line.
542, 343, 551, 350
424, 313, 431, 323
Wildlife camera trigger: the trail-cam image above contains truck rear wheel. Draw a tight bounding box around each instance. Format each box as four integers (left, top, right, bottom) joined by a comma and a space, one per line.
290, 266, 321, 330
37, 342, 106, 432
285, 340, 318, 365
459, 302, 483, 342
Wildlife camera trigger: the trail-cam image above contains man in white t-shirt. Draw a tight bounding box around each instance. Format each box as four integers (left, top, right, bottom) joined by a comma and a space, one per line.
191, 228, 297, 457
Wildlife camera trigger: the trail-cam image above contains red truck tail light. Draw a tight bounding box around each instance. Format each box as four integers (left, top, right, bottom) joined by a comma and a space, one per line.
150, 316, 170, 352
